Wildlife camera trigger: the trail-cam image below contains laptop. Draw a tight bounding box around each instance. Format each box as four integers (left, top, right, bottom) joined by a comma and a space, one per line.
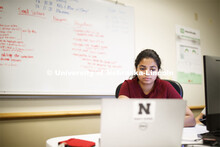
100, 99, 186, 147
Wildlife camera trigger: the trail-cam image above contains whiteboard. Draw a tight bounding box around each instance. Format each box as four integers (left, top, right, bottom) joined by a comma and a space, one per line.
0, 0, 134, 95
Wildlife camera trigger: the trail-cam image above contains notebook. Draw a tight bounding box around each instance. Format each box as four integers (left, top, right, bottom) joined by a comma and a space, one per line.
100, 99, 186, 147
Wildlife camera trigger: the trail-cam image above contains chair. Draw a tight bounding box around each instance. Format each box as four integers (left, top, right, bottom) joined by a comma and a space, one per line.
115, 83, 123, 98
115, 79, 183, 98
163, 79, 183, 97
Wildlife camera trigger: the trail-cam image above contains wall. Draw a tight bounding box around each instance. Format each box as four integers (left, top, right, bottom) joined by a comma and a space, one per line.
0, 116, 100, 147
0, 0, 220, 147
121, 0, 220, 106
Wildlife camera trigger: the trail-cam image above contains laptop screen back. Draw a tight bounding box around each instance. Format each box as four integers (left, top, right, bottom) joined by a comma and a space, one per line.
100, 99, 186, 147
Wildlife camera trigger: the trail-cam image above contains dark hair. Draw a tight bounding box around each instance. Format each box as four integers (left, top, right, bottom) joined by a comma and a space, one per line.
132, 49, 161, 79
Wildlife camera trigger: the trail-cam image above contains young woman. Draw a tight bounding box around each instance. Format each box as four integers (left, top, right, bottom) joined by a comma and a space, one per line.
119, 49, 196, 127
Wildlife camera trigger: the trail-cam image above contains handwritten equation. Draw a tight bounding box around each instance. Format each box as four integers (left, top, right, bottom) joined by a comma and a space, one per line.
72, 21, 122, 72
0, 24, 35, 66
34, 0, 88, 14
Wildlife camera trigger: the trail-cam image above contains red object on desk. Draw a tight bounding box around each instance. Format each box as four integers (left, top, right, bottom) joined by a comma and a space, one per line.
58, 138, 95, 147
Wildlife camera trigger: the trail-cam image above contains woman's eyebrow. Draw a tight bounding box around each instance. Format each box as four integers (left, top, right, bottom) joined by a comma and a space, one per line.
139, 65, 146, 67
139, 65, 157, 68
150, 66, 157, 68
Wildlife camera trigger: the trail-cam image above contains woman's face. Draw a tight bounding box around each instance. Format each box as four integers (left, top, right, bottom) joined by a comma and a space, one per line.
136, 58, 159, 85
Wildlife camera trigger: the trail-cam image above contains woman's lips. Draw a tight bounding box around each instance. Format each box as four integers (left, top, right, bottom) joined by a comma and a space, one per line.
143, 77, 151, 80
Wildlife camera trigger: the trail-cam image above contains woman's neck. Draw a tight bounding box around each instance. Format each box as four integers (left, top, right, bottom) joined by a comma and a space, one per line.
138, 81, 155, 95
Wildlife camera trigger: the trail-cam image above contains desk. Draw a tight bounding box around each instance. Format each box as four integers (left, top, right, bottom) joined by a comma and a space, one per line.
46, 124, 208, 147
182, 124, 209, 146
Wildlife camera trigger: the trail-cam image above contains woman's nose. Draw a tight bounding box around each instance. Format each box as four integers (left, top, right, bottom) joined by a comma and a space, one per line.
145, 70, 151, 75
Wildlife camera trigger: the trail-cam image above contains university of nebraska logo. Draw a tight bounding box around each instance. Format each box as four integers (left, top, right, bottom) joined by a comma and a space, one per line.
138, 103, 151, 115
133, 101, 156, 122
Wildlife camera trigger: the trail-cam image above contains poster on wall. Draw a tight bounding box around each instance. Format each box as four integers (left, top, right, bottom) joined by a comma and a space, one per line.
175, 25, 202, 84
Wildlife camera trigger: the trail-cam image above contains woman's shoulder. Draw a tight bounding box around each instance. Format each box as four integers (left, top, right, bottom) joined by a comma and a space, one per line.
155, 78, 172, 87
123, 77, 138, 84
156, 78, 182, 98
121, 77, 139, 90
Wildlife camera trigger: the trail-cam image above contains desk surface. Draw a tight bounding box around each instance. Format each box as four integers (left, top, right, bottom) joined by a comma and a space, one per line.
46, 124, 208, 147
